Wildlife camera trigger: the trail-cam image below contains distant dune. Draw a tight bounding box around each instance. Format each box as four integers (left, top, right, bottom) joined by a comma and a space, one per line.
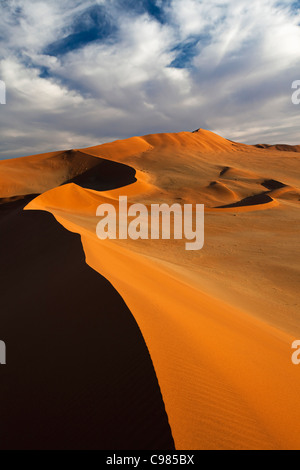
1, 129, 300, 449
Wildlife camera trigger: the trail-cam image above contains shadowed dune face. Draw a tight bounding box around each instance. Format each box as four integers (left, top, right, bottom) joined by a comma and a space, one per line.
0, 198, 174, 450
255, 144, 300, 152
1, 129, 300, 450
69, 157, 137, 190
262, 179, 287, 190
216, 193, 274, 209
214, 178, 290, 209
0, 150, 137, 198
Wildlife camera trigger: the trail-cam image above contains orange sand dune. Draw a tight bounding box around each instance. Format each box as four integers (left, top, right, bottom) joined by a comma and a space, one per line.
255, 143, 300, 152
14, 129, 299, 450
0, 149, 137, 199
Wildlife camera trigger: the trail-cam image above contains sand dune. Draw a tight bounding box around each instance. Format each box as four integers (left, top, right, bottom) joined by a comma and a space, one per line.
0, 149, 132, 198
1, 129, 300, 449
255, 143, 300, 152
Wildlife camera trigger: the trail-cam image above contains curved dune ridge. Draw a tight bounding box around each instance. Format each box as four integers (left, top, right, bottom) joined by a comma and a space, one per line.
1, 129, 300, 449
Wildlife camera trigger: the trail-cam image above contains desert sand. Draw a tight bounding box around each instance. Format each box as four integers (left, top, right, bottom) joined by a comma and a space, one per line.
1, 129, 300, 449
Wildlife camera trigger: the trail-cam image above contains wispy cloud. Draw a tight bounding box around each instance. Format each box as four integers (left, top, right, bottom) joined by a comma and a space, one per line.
0, 0, 299, 159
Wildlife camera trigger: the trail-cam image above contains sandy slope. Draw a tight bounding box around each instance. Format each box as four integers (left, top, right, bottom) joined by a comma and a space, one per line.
1, 129, 300, 449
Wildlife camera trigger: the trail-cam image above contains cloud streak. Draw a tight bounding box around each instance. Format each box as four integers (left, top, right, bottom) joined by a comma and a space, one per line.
0, 0, 299, 159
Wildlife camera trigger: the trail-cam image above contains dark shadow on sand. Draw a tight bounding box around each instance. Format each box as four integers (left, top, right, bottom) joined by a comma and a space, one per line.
0, 197, 174, 450
67, 151, 137, 191
216, 193, 273, 209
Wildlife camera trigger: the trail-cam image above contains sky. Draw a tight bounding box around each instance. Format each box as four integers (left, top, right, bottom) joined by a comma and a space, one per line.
0, 0, 300, 159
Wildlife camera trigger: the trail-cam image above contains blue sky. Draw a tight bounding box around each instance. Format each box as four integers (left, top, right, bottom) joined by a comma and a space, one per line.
0, 0, 300, 159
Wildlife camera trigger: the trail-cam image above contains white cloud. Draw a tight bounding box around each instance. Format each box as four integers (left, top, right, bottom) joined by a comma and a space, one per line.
0, 0, 300, 159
